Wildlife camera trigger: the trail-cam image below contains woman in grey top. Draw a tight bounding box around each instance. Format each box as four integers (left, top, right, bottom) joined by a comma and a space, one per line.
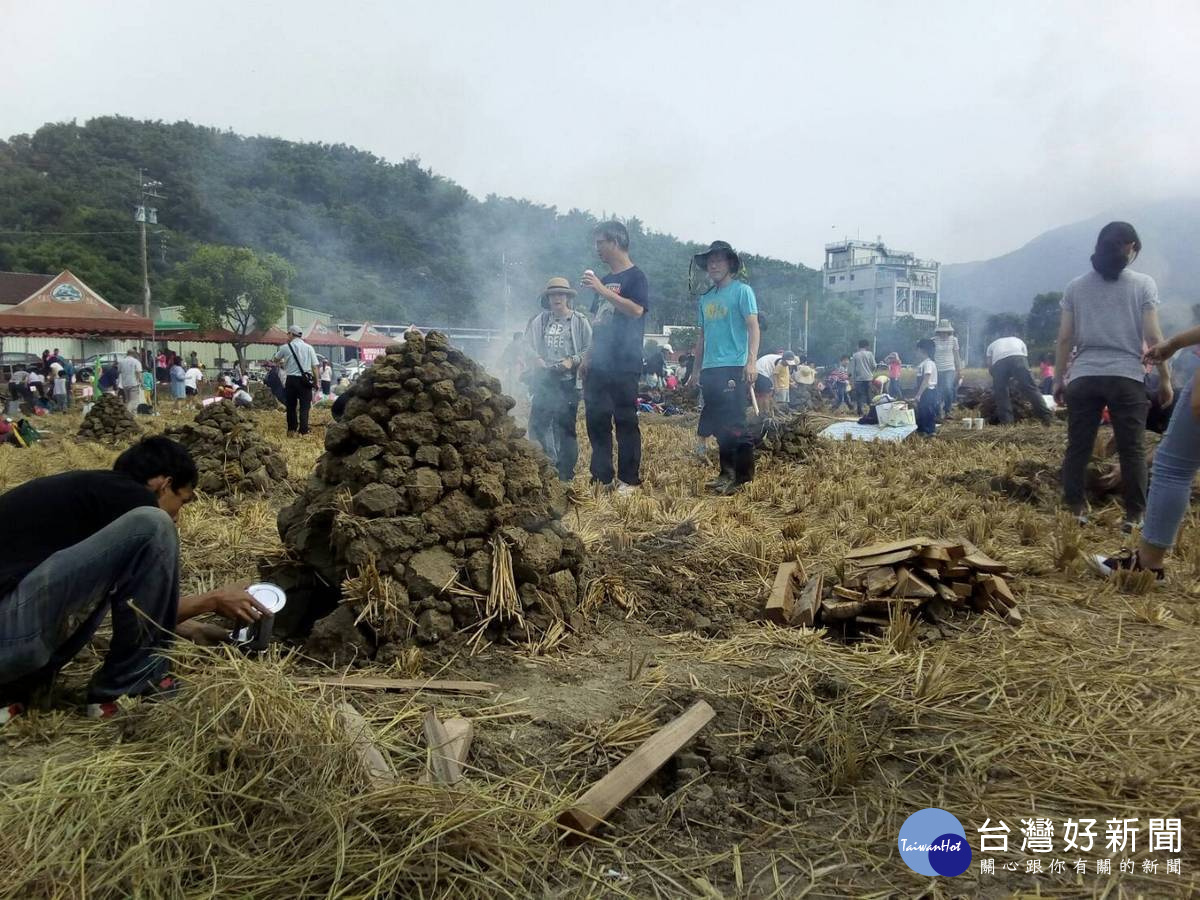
1053, 222, 1166, 530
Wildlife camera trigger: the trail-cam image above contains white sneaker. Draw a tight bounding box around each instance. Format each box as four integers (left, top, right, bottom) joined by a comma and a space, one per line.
615, 481, 638, 496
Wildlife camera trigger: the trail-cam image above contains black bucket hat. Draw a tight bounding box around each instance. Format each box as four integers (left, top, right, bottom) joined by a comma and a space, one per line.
693, 240, 741, 275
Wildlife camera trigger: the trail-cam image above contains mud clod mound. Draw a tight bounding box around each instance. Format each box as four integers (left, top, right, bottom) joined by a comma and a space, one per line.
77, 393, 142, 443
277, 330, 585, 654
248, 381, 281, 410
756, 413, 818, 461
163, 401, 288, 496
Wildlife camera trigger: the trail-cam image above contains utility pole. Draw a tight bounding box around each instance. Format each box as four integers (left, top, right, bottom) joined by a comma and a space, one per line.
135, 171, 164, 409
803, 295, 809, 357
787, 302, 794, 352
501, 251, 510, 331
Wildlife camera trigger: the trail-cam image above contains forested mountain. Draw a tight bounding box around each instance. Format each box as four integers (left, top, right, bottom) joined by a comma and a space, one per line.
941, 197, 1200, 314
0, 117, 822, 340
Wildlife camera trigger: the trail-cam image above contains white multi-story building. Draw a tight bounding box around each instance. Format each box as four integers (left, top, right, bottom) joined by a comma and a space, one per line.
822, 240, 940, 325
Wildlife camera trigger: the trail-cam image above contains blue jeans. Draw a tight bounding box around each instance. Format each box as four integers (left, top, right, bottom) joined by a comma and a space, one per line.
1144, 380, 1200, 549
936, 371, 957, 417
0, 507, 180, 702
916, 390, 939, 435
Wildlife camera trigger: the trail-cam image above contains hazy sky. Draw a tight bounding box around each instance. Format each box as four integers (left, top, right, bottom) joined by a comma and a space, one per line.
2, 0, 1197, 267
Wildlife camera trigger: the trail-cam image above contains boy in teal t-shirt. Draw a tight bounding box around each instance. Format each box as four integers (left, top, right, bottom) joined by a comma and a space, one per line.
687, 241, 761, 494
699, 280, 758, 368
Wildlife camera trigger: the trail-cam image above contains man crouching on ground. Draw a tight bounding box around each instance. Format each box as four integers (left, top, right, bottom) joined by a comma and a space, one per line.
0, 436, 269, 721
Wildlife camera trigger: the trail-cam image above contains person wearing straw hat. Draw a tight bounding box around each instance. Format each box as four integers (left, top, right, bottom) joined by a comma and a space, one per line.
931, 319, 962, 419
523, 277, 593, 482
687, 241, 761, 494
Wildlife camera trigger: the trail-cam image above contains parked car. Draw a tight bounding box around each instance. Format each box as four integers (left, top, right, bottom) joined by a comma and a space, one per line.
76, 352, 125, 380
337, 360, 368, 381
0, 352, 44, 381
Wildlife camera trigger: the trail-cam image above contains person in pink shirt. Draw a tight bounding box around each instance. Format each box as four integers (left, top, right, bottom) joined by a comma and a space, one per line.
1038, 355, 1055, 395
885, 352, 902, 396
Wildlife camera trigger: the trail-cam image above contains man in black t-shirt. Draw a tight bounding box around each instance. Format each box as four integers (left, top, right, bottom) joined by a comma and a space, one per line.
580, 220, 649, 491
0, 437, 268, 723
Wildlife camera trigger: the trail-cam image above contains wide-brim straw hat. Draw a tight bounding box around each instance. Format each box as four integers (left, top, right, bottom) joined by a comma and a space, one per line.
934, 319, 954, 333
693, 240, 742, 274
540, 276, 577, 302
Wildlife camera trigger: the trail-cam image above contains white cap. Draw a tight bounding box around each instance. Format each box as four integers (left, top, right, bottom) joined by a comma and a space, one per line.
287, 324, 303, 336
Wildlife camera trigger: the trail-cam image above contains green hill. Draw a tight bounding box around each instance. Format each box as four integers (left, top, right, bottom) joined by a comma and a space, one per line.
0, 116, 822, 341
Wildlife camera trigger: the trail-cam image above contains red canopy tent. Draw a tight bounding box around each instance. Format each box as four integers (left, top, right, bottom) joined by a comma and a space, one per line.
0, 270, 153, 338
303, 320, 357, 348
345, 322, 401, 362
244, 326, 291, 345
157, 326, 244, 344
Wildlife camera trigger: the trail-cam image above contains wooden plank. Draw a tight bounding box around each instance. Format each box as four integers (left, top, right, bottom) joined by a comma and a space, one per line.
844, 537, 933, 560
856, 614, 891, 632
846, 548, 921, 568
892, 568, 937, 599
558, 700, 716, 838
945, 566, 972, 580
864, 566, 899, 596
920, 545, 953, 566
959, 541, 1008, 573
934, 582, 958, 604
820, 598, 864, 621
298, 676, 500, 694
419, 717, 474, 785
989, 575, 1018, 609
863, 596, 919, 615
833, 585, 865, 602
334, 702, 395, 789
929, 539, 967, 560
793, 573, 823, 627
962, 553, 1008, 574
765, 561, 798, 625
951, 581, 974, 599
423, 709, 464, 785
918, 566, 942, 582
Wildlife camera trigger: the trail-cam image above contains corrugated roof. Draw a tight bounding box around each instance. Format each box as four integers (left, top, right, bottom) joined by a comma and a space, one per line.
0, 271, 53, 305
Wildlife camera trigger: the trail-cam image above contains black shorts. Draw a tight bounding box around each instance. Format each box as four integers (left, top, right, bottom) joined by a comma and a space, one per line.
185, 387, 197, 397
754, 374, 773, 395
699, 366, 749, 438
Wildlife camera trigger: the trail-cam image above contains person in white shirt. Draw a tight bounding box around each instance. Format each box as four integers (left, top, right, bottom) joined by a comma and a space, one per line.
183, 364, 204, 400
117, 350, 143, 413
273, 325, 320, 435
913, 339, 939, 436
319, 361, 333, 396
986, 336, 1051, 425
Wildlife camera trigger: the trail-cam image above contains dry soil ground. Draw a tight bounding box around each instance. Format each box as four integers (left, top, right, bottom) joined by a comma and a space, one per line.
1, 398, 1199, 899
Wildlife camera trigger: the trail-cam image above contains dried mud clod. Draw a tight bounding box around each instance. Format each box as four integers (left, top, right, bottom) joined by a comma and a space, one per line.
163, 401, 288, 497
275, 330, 585, 656
77, 392, 142, 444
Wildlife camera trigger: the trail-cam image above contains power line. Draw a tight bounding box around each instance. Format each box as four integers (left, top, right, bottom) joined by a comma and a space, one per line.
0, 229, 141, 236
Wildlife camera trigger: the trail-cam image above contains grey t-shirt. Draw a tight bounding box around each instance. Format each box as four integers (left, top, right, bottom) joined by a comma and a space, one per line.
850, 348, 876, 382
1061, 269, 1158, 383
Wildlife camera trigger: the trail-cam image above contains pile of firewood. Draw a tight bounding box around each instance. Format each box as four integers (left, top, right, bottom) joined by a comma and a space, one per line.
765, 536, 1021, 634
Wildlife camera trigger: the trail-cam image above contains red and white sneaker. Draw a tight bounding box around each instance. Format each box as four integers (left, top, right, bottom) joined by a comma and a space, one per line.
0, 702, 24, 726
86, 674, 181, 719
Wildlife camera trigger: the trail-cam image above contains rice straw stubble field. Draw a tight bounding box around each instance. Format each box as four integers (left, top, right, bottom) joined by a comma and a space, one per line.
1, 398, 1199, 899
